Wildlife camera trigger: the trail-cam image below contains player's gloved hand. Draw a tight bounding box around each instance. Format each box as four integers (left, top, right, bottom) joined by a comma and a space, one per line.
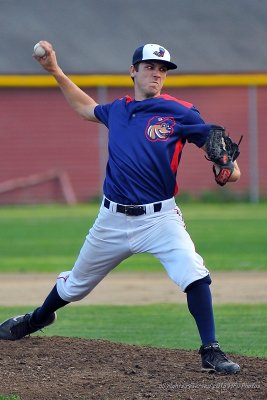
205, 126, 242, 186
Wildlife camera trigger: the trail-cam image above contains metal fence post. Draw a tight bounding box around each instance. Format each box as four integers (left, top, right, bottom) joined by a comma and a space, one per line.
97, 86, 108, 195
248, 86, 259, 203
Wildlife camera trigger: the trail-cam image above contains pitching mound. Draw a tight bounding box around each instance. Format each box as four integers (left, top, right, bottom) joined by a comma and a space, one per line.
0, 337, 266, 399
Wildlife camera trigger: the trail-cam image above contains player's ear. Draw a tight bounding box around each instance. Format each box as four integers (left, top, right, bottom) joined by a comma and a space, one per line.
129, 65, 135, 78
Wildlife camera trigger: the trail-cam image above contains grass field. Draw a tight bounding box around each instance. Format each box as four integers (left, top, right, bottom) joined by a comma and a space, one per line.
0, 303, 266, 357
0, 202, 266, 273
0, 202, 266, 359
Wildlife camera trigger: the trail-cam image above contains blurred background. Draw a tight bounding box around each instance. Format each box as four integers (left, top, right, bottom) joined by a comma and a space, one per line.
1, 0, 267, 204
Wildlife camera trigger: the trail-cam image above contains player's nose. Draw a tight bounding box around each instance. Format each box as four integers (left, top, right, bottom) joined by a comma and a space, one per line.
153, 70, 161, 79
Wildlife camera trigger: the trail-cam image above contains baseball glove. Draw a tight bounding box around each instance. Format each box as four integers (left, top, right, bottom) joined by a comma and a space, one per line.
205, 126, 242, 186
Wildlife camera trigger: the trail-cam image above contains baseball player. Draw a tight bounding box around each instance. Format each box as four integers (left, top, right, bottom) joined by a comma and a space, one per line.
0, 42, 241, 374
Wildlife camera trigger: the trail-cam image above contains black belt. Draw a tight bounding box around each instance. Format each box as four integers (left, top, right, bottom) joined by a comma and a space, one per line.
104, 198, 162, 216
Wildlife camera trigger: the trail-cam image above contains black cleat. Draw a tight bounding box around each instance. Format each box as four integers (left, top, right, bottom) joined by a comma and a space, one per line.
0, 309, 57, 341
199, 342, 240, 374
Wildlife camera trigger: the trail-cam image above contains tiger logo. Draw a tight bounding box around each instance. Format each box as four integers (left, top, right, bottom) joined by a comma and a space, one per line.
145, 116, 176, 141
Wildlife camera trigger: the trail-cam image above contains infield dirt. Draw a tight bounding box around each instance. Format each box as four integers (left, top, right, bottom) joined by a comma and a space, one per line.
0, 271, 266, 399
0, 337, 266, 399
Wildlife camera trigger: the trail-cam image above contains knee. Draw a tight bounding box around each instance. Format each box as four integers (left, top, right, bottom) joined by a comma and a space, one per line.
184, 274, 212, 293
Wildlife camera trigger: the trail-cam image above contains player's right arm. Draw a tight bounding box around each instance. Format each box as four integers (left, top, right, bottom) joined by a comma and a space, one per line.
33, 41, 99, 122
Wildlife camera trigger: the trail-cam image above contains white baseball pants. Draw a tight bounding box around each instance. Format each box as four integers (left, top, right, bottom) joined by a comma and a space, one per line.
56, 197, 209, 302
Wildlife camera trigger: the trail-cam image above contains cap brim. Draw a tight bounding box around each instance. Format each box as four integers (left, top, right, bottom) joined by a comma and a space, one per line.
160, 60, 177, 70
135, 59, 177, 70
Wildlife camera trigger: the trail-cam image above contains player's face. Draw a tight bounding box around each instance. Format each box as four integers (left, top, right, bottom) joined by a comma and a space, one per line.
131, 62, 168, 100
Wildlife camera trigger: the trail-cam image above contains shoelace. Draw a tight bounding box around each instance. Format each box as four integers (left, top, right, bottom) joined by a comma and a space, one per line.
205, 346, 229, 363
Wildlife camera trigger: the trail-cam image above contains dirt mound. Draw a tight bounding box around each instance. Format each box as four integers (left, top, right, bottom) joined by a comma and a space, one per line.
0, 336, 266, 399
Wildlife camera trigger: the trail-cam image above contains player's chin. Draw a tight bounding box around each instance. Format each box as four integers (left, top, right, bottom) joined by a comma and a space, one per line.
145, 86, 161, 98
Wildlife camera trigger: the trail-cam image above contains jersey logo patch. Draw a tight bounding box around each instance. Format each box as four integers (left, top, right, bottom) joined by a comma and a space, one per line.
145, 116, 176, 141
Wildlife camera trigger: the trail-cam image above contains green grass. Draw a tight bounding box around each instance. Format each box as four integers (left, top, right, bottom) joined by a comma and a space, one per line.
0, 203, 266, 398
0, 202, 266, 272
0, 304, 266, 357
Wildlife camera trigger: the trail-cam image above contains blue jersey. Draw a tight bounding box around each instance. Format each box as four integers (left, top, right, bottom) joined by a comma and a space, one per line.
94, 94, 212, 205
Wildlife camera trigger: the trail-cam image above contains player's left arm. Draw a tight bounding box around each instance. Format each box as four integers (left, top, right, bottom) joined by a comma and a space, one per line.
181, 108, 242, 186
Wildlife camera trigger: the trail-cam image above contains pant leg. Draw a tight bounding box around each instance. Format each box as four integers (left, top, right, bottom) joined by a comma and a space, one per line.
135, 206, 209, 291
56, 205, 132, 302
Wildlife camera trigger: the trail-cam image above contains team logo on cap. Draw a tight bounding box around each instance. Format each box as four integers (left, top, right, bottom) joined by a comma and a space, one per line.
145, 116, 175, 141
153, 47, 165, 58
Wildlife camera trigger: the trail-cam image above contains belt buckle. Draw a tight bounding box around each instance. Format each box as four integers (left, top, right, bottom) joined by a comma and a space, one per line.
125, 205, 145, 216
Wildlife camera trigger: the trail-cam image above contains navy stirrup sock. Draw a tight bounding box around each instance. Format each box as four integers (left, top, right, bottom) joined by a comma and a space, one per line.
32, 285, 69, 325
185, 275, 216, 345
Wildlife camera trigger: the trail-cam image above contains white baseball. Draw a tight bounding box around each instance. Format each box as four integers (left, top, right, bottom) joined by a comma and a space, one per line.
33, 43, 46, 57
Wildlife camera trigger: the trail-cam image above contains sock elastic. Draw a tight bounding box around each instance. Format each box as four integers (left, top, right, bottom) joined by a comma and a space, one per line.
31, 285, 69, 325
186, 277, 216, 345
